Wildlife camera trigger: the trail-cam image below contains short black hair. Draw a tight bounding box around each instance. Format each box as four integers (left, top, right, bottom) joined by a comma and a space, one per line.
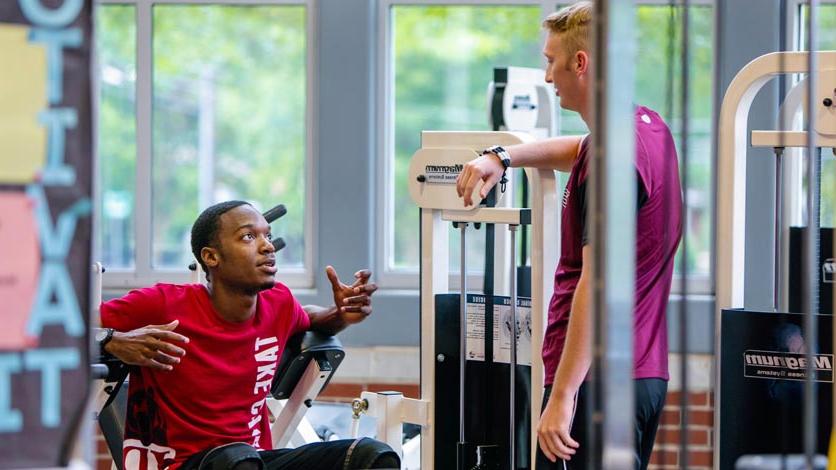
190, 200, 251, 276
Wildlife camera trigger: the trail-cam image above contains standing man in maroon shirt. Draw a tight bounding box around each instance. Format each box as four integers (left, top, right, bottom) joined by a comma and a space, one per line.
456, 2, 682, 469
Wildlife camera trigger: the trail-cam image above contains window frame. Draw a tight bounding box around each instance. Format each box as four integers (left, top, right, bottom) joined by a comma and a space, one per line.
94, 0, 317, 290
377, 0, 559, 290
785, 0, 836, 230
377, 0, 715, 294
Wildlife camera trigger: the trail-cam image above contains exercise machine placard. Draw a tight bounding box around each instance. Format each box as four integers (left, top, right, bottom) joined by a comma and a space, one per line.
465, 295, 531, 365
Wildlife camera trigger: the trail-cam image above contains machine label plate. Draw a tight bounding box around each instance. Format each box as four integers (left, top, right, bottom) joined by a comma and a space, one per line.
424, 164, 463, 184
743, 349, 833, 382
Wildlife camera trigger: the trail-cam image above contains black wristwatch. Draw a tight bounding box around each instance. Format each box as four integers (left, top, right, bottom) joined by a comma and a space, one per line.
481, 145, 510, 193
482, 145, 511, 170
95, 327, 115, 352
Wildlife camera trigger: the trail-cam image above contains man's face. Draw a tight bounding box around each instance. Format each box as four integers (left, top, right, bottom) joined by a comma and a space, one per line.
208, 205, 276, 294
543, 32, 584, 112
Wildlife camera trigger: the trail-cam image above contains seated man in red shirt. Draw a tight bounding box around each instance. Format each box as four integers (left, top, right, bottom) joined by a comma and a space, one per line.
100, 200, 399, 470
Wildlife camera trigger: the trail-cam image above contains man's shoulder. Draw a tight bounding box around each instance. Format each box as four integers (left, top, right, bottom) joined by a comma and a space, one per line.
633, 105, 675, 156
259, 282, 295, 303
136, 282, 201, 296
634, 105, 673, 135
118, 283, 203, 303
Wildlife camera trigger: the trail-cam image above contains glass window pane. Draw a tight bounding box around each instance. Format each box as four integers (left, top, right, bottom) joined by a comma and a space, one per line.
635, 5, 714, 276
152, 5, 307, 269
801, 5, 836, 228
391, 5, 542, 273
96, 5, 137, 269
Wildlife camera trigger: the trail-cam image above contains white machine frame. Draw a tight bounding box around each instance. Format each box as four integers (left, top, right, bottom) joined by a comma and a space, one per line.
715, 50, 836, 469
361, 130, 559, 468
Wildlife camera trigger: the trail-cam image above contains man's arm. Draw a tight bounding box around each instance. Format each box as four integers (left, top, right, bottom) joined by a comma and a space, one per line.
457, 135, 584, 206
100, 287, 189, 371
304, 266, 378, 336
537, 245, 592, 462
103, 321, 190, 372
304, 305, 346, 336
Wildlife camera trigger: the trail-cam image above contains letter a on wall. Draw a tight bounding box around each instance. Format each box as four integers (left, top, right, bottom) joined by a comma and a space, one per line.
0, 0, 92, 467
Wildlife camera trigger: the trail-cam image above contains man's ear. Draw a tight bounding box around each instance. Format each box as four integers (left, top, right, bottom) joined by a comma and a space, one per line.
575, 50, 589, 76
201, 246, 220, 269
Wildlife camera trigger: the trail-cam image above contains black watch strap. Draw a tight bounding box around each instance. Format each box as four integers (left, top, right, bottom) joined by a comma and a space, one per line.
482, 145, 511, 169
97, 327, 115, 351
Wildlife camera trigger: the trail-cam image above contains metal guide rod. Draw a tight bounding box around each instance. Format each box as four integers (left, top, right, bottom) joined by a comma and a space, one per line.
774, 147, 785, 311
678, 1, 691, 467
805, 147, 822, 467
459, 222, 468, 448
509, 224, 518, 470
804, 2, 819, 466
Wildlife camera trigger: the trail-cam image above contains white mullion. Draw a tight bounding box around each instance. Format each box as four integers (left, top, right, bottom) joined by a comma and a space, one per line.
303, 0, 316, 287
135, 0, 153, 280
377, 0, 396, 287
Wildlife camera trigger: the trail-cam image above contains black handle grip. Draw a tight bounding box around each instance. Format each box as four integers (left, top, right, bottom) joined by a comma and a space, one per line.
272, 237, 286, 252
263, 204, 287, 223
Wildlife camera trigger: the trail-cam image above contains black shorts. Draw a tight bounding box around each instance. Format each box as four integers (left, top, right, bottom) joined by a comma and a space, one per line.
180, 438, 400, 470
535, 378, 668, 470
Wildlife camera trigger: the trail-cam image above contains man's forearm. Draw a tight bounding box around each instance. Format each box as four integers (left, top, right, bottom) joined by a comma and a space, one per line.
550, 272, 592, 401
507, 135, 584, 173
304, 304, 346, 336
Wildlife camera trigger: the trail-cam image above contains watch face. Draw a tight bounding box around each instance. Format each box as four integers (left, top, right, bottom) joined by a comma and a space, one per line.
95, 329, 108, 342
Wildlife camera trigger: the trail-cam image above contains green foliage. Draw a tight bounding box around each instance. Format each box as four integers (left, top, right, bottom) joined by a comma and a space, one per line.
96, 5, 136, 268
807, 5, 836, 228
392, 5, 715, 276
97, 5, 307, 269
392, 6, 542, 269
635, 6, 714, 274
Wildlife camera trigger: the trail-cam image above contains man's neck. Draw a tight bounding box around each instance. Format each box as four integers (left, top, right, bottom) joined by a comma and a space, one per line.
206, 282, 258, 323
579, 104, 591, 129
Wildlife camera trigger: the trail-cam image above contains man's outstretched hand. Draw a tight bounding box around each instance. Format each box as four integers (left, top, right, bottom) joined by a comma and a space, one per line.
104, 320, 190, 371
456, 153, 505, 207
326, 265, 378, 325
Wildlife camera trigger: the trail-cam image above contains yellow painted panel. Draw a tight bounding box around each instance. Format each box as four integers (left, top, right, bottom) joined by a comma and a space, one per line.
0, 24, 47, 184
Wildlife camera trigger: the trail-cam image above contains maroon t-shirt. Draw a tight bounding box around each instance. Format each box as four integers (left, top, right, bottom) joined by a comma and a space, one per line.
543, 105, 682, 385
101, 283, 310, 469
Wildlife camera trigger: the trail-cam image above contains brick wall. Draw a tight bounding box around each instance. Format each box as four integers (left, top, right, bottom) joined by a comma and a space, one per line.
96, 429, 114, 470
649, 390, 715, 470
318, 381, 420, 401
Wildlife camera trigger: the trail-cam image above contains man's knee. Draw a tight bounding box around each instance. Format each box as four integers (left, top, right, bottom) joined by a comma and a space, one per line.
346, 438, 400, 469
196, 443, 264, 470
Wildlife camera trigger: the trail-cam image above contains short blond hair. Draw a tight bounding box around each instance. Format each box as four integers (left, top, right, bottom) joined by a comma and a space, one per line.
542, 1, 592, 56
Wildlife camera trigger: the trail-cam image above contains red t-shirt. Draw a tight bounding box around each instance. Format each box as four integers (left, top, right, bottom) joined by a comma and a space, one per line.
101, 283, 311, 470
543, 106, 682, 385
